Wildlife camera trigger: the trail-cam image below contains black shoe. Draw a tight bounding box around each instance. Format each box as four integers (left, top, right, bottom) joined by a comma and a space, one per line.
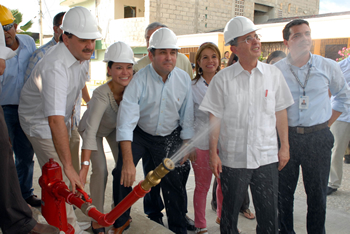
344, 155, 350, 164
186, 215, 196, 231
25, 195, 42, 207
149, 216, 164, 226
327, 186, 337, 195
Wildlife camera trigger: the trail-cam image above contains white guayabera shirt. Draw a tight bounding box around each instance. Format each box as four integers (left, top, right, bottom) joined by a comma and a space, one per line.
199, 61, 294, 169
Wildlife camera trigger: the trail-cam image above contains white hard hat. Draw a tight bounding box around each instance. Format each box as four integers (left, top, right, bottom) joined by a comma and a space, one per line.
103, 41, 135, 64
224, 16, 259, 46
60, 6, 102, 39
148, 28, 180, 50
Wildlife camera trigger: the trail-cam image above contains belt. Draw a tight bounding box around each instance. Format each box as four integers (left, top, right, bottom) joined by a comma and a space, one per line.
289, 122, 328, 134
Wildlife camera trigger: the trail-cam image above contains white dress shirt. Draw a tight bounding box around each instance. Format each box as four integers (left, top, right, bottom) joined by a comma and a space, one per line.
192, 77, 210, 150
199, 61, 294, 169
19, 42, 89, 139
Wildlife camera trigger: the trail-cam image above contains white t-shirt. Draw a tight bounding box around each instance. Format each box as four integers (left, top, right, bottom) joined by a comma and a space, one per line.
19, 42, 89, 139
199, 61, 294, 169
192, 77, 210, 150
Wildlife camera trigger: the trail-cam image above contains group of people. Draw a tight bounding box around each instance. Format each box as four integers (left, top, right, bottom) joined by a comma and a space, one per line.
1, 3, 350, 234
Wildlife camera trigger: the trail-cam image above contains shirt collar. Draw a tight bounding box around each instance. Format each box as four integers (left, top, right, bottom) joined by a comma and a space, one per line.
59, 42, 80, 68
286, 52, 313, 69
232, 60, 263, 76
150, 63, 173, 82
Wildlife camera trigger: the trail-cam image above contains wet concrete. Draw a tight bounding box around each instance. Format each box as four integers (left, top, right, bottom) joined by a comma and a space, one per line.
25, 137, 350, 234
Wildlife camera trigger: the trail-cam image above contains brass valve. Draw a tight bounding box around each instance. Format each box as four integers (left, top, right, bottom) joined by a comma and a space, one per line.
141, 158, 175, 191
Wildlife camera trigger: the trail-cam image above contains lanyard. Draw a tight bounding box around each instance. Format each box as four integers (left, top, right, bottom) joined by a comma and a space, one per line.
289, 56, 313, 96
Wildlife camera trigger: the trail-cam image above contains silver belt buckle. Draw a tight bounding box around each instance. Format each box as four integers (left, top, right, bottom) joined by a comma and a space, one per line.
297, 127, 304, 134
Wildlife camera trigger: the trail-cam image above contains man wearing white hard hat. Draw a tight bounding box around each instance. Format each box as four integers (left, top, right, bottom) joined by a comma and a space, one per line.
0, 22, 60, 234
134, 21, 196, 232
113, 27, 194, 234
18, 6, 101, 234
199, 16, 294, 233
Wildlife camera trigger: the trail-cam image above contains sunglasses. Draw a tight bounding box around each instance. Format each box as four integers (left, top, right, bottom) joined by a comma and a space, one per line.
3, 23, 14, 32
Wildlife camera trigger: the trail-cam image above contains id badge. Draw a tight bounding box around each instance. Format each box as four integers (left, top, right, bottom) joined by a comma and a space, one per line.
299, 96, 309, 109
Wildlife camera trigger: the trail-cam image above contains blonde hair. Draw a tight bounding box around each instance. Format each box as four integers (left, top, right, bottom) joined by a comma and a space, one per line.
194, 43, 221, 83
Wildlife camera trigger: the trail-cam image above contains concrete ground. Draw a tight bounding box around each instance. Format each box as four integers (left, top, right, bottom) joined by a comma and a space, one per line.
26, 138, 350, 234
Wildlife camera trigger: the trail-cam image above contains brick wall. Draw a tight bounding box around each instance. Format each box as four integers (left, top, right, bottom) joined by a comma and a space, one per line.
148, 0, 319, 35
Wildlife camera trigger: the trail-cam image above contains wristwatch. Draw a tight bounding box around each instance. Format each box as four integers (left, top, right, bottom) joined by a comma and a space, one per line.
81, 161, 90, 166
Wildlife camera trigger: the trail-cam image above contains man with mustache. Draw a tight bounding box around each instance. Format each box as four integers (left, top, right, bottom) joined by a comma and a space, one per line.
18, 6, 101, 234
275, 19, 350, 234
200, 16, 293, 234
111, 27, 194, 234
0, 21, 60, 234
24, 12, 90, 175
0, 4, 39, 207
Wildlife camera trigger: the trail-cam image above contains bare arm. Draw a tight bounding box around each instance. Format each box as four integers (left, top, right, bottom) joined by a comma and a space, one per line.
79, 149, 91, 186
82, 85, 90, 103
209, 113, 222, 178
48, 115, 82, 193
328, 109, 342, 127
275, 109, 290, 171
120, 141, 136, 187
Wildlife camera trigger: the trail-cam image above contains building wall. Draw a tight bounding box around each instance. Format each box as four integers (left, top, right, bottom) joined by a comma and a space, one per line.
148, 0, 320, 35
115, 0, 145, 19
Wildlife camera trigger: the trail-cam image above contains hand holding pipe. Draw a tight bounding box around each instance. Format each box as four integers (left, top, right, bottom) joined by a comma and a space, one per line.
54, 158, 175, 227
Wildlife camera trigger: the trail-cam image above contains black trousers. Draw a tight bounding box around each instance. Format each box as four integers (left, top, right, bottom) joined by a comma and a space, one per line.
112, 126, 190, 234
278, 127, 334, 234
221, 163, 279, 234
0, 106, 37, 233
212, 179, 250, 212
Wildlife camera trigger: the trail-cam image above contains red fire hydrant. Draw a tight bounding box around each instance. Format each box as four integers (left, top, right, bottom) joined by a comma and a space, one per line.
39, 158, 74, 234
39, 158, 175, 233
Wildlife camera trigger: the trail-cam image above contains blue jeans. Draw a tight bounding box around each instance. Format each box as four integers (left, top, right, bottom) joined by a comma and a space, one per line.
2, 105, 34, 199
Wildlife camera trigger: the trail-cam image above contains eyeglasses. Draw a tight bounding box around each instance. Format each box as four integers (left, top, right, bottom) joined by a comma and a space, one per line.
238, 34, 261, 44
2, 23, 14, 32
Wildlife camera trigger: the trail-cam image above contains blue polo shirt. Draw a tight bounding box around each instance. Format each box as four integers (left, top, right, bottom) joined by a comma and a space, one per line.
0, 34, 36, 105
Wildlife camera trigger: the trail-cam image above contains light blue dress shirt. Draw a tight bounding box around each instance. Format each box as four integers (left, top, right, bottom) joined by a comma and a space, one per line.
0, 34, 36, 105
24, 37, 56, 82
117, 64, 194, 142
275, 53, 350, 127
334, 56, 350, 123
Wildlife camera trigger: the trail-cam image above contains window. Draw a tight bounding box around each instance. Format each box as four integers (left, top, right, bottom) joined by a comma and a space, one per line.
124, 6, 136, 18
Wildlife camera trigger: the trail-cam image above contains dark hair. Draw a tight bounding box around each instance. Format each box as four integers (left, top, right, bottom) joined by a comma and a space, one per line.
267, 50, 286, 64
283, 19, 309, 41
59, 31, 73, 42
224, 51, 229, 55
193, 43, 221, 83
53, 12, 65, 27
227, 53, 238, 67
229, 38, 238, 46
148, 48, 178, 57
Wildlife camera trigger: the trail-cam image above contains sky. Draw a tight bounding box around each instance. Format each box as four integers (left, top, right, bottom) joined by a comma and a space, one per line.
2, 0, 350, 34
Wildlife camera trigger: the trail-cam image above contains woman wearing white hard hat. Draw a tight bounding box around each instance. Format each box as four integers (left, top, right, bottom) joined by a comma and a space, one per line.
78, 41, 135, 234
